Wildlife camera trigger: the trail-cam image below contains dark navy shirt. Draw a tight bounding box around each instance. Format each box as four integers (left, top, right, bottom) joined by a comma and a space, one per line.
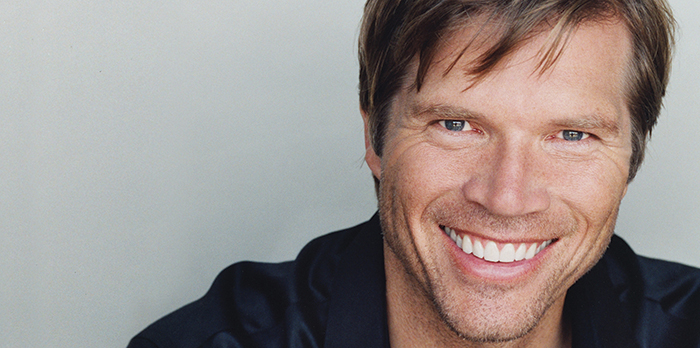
128, 214, 700, 347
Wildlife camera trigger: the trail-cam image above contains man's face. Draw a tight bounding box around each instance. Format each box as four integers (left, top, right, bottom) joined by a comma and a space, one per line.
365, 20, 633, 341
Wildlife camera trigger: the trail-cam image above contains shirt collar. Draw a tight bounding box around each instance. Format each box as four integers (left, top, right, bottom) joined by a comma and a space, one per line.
324, 213, 390, 348
566, 236, 640, 348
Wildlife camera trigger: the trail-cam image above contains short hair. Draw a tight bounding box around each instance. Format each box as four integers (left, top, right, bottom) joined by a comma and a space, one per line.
359, 0, 675, 182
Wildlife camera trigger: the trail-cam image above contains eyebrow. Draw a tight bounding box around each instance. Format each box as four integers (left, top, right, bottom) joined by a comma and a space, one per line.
549, 115, 621, 136
411, 103, 485, 121
412, 103, 622, 136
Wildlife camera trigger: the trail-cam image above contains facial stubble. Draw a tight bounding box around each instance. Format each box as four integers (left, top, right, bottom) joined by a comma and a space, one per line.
379, 182, 615, 344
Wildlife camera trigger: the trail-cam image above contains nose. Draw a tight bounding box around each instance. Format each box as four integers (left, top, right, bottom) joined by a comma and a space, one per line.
462, 139, 550, 217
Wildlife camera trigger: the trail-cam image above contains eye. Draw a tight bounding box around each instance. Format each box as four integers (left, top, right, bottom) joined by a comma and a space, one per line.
439, 120, 472, 132
558, 130, 589, 141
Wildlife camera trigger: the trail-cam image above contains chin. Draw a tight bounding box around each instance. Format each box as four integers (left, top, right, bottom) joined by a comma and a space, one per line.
433, 285, 555, 343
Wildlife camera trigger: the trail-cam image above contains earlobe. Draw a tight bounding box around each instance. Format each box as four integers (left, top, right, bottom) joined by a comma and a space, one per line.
365, 144, 382, 180
362, 108, 382, 180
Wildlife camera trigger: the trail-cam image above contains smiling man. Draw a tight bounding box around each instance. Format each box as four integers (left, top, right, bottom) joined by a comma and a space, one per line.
367, 9, 636, 348
129, 1, 700, 347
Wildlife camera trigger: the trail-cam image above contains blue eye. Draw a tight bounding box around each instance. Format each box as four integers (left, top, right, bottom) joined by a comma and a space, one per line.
560, 130, 589, 141
439, 120, 470, 132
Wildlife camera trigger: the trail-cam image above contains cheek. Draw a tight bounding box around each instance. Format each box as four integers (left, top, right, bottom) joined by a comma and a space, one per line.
544, 146, 629, 207
378, 144, 457, 257
382, 143, 470, 209
550, 159, 627, 262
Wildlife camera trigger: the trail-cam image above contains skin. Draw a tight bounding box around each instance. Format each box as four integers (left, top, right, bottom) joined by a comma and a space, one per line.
363, 19, 633, 348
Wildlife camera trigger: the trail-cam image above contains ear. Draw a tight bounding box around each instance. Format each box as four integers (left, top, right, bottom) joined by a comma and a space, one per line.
361, 108, 382, 180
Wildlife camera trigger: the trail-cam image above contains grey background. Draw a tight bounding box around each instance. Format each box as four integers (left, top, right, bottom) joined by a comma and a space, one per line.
0, 1, 697, 347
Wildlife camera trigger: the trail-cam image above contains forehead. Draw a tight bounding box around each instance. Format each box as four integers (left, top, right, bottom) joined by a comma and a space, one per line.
402, 18, 634, 127
426, 16, 632, 89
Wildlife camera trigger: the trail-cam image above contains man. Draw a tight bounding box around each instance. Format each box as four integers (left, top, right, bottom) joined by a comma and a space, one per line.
129, 0, 700, 347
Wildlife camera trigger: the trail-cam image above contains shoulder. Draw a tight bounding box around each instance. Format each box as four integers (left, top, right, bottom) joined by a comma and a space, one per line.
128, 218, 376, 348
635, 255, 700, 321
605, 236, 700, 318
605, 236, 700, 347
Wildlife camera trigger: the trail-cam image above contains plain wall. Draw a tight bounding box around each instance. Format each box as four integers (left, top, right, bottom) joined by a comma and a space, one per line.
0, 1, 697, 347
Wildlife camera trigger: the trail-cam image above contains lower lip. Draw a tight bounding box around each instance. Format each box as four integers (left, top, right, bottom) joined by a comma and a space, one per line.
443, 230, 549, 283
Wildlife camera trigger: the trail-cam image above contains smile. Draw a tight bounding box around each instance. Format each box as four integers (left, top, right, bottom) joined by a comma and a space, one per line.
442, 226, 553, 263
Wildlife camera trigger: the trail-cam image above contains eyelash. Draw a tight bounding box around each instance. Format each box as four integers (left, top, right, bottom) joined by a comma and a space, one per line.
437, 121, 592, 145
438, 120, 472, 132
557, 130, 591, 141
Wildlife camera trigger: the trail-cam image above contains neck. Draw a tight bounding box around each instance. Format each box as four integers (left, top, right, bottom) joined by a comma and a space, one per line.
384, 242, 571, 348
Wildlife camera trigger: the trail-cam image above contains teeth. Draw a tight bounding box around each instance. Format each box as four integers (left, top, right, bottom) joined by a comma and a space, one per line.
484, 241, 499, 262
473, 240, 484, 258
444, 226, 552, 263
462, 235, 472, 254
514, 243, 527, 261
525, 243, 537, 260
499, 243, 515, 262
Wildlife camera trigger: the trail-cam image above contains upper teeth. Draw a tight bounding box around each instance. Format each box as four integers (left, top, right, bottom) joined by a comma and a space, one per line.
444, 226, 552, 263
